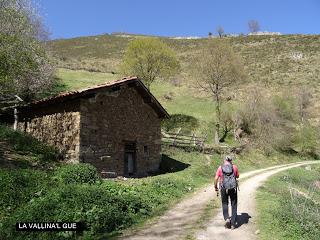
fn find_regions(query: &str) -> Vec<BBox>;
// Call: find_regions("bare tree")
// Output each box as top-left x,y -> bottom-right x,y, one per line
216,26 -> 224,38
219,106 -> 235,142
235,86 -> 282,154
248,20 -> 260,33
194,41 -> 246,143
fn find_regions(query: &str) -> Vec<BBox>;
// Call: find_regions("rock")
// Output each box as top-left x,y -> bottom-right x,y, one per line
255,230 -> 260,235
314,181 -> 320,189
163,93 -> 173,100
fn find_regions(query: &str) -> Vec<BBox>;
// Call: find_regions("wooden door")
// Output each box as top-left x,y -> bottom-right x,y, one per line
124,142 -> 136,176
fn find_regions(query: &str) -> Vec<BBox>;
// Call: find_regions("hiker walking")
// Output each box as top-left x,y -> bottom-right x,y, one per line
214,155 -> 239,229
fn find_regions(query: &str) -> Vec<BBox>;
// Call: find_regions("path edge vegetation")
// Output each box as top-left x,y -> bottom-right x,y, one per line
256,164 -> 320,240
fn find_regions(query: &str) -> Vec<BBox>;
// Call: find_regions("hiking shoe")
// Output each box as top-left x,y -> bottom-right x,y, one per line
224,219 -> 231,229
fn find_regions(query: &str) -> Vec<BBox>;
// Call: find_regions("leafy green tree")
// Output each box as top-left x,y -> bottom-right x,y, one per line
194,40 -> 246,143
0,0 -> 54,104
120,37 -> 179,89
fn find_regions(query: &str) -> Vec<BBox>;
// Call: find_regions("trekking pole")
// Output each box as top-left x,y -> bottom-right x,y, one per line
237,180 -> 240,192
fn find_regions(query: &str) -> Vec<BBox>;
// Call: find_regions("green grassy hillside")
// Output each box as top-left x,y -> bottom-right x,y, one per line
49,34 -> 320,88
50,34 -> 320,131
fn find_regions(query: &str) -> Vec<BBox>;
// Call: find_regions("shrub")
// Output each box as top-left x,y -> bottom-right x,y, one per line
0,169 -> 49,216
292,123 -> 320,158
273,95 -> 298,121
54,163 -> 100,184
162,114 -> 199,134
0,149 -> 216,239
0,183 -> 152,239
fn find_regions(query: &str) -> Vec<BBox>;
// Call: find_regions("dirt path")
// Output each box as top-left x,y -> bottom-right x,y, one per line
196,160 -> 319,240
118,161 -> 319,240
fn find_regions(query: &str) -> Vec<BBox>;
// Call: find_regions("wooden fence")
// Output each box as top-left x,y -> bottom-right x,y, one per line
161,129 -> 247,154
161,129 -> 207,151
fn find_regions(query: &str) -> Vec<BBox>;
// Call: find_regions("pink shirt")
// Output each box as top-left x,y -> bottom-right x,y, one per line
215,161 -> 239,183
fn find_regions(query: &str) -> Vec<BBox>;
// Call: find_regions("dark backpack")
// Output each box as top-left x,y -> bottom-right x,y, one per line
221,163 -> 237,190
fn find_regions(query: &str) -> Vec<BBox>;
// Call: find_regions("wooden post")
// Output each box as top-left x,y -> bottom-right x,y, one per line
173,128 -> 181,147
192,133 -> 196,146
189,133 -> 195,147
13,95 -> 23,131
201,133 -> 207,152
13,108 -> 18,131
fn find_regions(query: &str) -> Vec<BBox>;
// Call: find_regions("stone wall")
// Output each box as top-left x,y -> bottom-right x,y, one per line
15,85 -> 163,175
79,86 -> 162,176
17,100 -> 81,162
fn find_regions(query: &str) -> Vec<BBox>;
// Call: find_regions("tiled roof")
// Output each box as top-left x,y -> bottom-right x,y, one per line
32,76 -> 138,105
22,76 -> 169,118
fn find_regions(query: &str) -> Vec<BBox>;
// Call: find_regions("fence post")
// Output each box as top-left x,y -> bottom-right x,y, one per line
173,128 -> 181,147
200,133 -> 207,152
189,132 -> 195,147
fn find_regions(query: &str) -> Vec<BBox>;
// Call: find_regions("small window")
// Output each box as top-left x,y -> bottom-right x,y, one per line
144,146 -> 149,155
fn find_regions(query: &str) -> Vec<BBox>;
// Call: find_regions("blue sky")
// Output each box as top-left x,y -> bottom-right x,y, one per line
40,0 -> 320,39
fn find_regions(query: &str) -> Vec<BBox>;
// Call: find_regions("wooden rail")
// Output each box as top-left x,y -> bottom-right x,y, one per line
161,129 -> 207,151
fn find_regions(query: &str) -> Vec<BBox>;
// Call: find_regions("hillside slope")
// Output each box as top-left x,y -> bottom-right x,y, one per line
49,34 -> 320,88
49,34 -> 320,136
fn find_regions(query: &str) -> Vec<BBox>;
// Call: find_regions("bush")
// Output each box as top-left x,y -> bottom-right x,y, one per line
292,123 -> 320,158
273,95 -> 298,121
162,114 -> 199,134
0,169 -> 49,217
54,163 -> 100,184
0,183 -> 152,239
0,149 -> 216,239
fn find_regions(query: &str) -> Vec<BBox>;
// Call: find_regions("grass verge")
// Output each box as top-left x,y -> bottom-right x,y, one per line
256,164 -> 320,240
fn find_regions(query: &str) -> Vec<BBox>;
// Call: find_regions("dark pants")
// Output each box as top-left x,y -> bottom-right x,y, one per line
221,188 -> 237,225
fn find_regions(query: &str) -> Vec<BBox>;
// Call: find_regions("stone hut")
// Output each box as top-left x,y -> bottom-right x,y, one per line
15,77 -> 169,177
